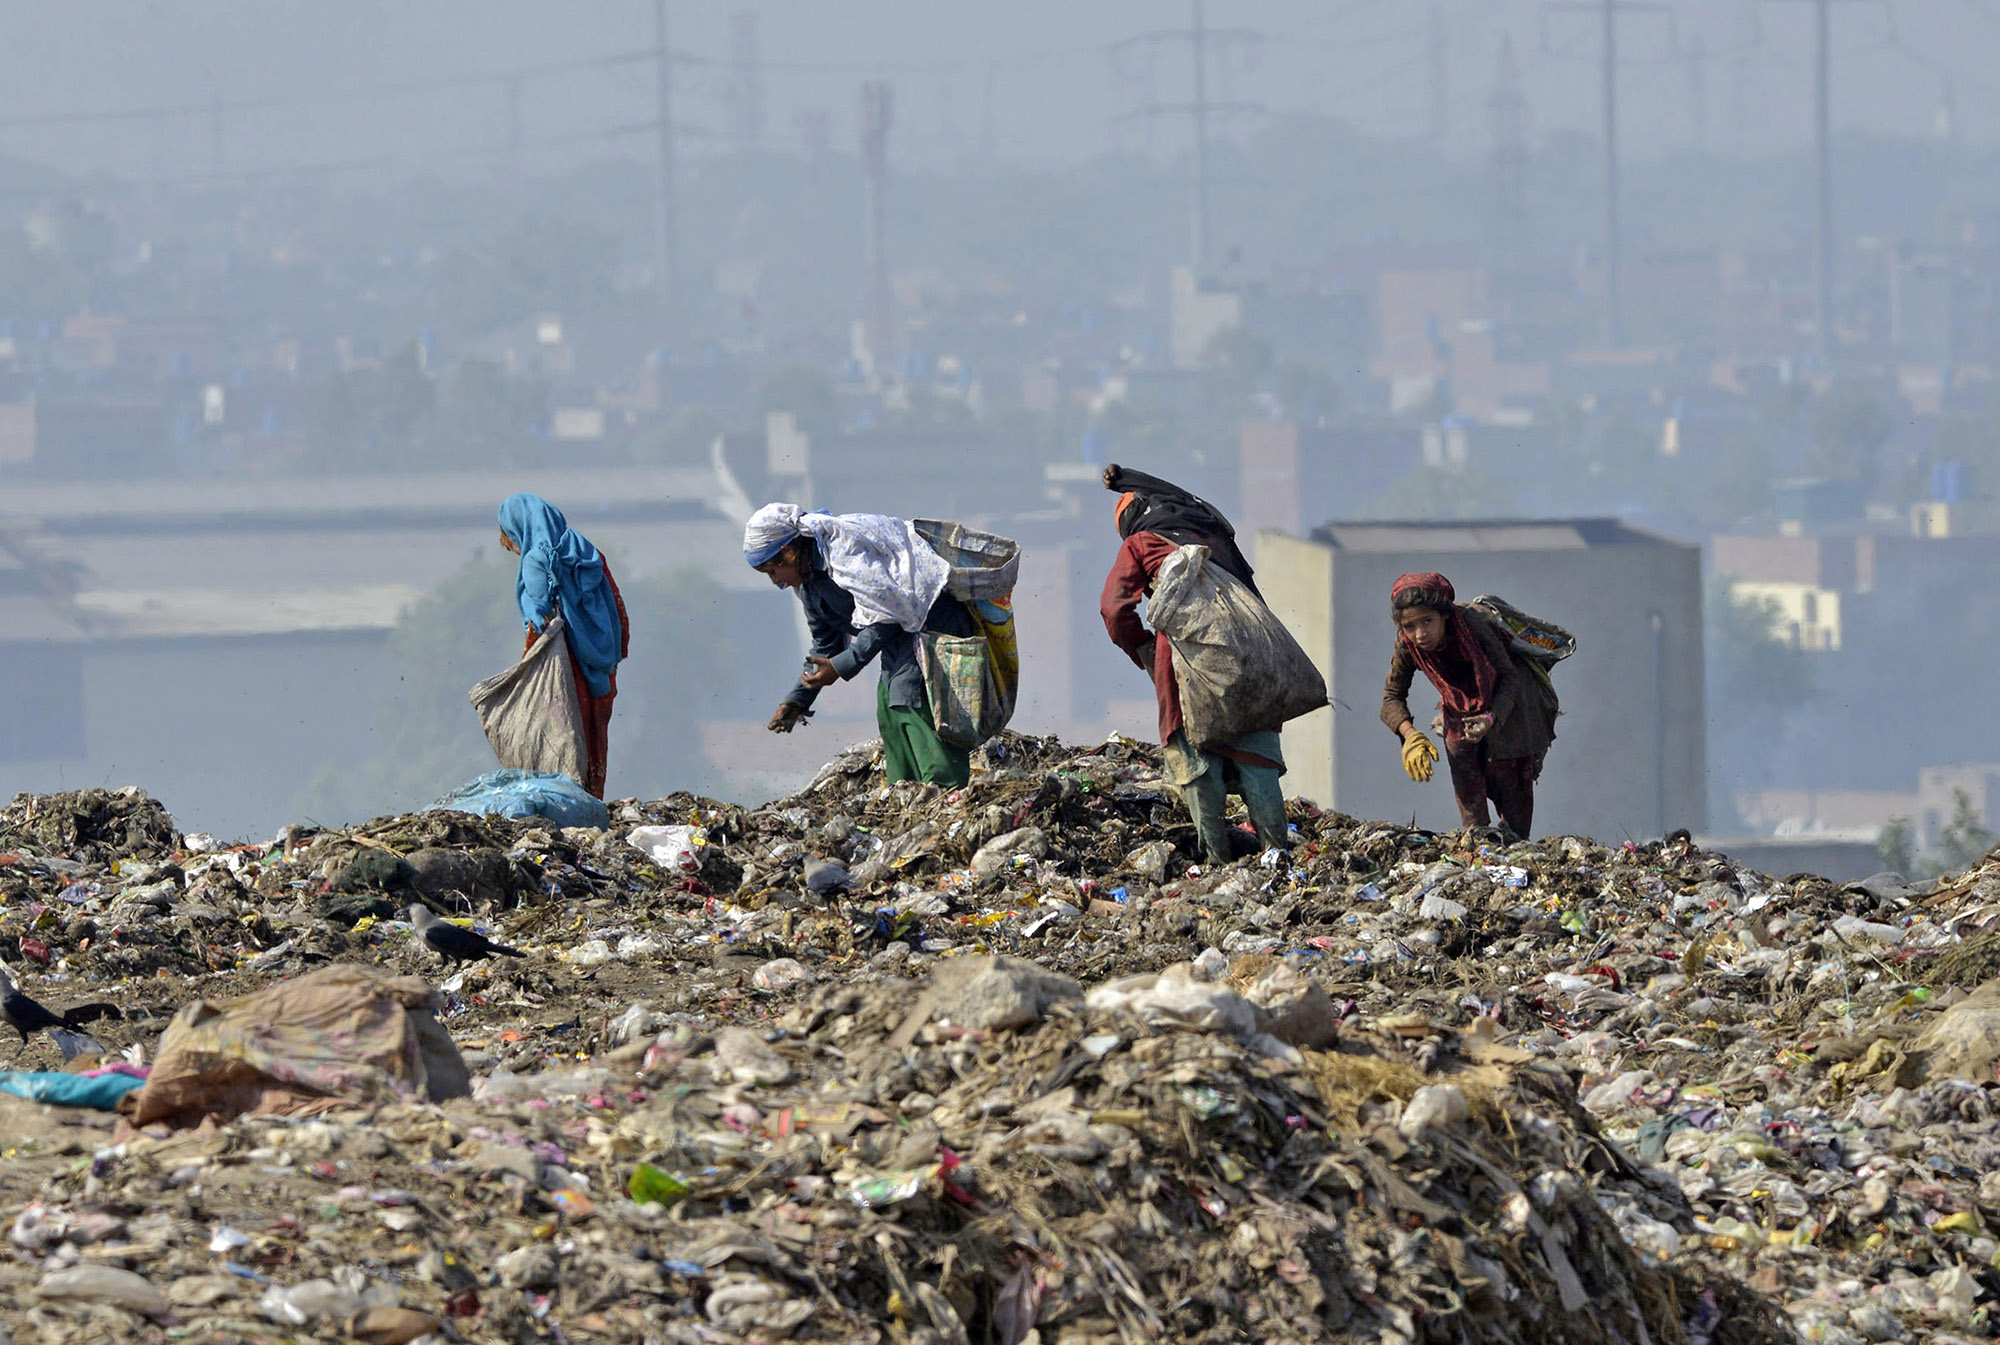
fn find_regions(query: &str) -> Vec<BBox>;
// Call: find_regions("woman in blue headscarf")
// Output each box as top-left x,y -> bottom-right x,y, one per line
497,493 -> 630,799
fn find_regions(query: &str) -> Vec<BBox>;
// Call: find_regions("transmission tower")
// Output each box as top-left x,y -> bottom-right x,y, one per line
729,9 -> 765,155
1543,0 -> 1672,347
860,82 -> 895,378
1110,1 -> 1262,274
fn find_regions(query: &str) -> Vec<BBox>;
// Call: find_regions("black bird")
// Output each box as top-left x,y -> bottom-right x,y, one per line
803,856 -> 852,899
0,964 -> 112,1061
407,906 -> 526,966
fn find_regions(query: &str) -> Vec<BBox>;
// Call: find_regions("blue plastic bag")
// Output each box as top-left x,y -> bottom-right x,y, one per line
426,770 -> 610,830
0,1071 -> 146,1110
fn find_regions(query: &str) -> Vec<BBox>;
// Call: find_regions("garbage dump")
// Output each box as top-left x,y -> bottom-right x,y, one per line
4,742 -> 2000,1342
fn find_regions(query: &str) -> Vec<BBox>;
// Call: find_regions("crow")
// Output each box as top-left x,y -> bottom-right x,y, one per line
0,964 -> 113,1061
803,856 -> 852,899
407,905 -> 526,966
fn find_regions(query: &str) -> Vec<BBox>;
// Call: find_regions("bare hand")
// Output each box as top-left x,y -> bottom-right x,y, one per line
768,702 -> 809,734
1463,713 -> 1495,743
801,655 -> 839,690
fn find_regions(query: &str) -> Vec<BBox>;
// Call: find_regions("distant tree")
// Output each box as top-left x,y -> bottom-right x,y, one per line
1808,383 -> 1893,482
432,357 -> 547,465
759,365 -> 837,438
295,557 -> 517,821
1202,325 -> 1275,380
1934,788 -> 1995,876
303,342 -> 437,471
1877,816 -> 1916,878
1095,395 -> 1181,467
1704,577 -> 1815,805
1363,464 -> 1517,521
635,406 -> 726,466
1276,362 -> 1342,427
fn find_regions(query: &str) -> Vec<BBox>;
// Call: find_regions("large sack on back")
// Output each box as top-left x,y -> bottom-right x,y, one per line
913,519 -> 1023,747
124,965 -> 469,1131
1147,544 -> 1327,751
468,615 -> 589,782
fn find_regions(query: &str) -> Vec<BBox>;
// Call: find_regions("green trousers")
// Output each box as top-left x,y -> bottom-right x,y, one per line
878,679 -> 970,787
1164,729 -> 1289,863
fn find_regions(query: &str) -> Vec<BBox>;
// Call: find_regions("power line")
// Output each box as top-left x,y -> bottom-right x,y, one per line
1110,0 -> 1263,273
0,49 -> 663,133
1543,0 -> 1674,348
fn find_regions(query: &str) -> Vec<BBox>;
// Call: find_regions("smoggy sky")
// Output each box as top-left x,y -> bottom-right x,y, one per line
0,1 -> 1991,185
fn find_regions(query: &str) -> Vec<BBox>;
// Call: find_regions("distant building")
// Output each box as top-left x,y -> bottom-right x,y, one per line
1729,581 -> 1842,651
1168,265 -> 1242,370
1259,518 -> 1705,841
1369,269 -> 1549,422
1736,763 -> 2000,857
1237,420 -> 1420,550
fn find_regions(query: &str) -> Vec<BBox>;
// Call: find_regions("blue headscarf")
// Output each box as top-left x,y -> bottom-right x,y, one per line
498,493 -> 624,697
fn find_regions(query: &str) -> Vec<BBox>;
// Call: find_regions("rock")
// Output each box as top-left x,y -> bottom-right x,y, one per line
1242,962 -> 1339,1048
970,827 -> 1048,879
930,954 -> 1081,1030
347,1306 -> 441,1345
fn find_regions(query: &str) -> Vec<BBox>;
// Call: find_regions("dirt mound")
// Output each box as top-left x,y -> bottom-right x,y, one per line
0,732 -> 1993,1343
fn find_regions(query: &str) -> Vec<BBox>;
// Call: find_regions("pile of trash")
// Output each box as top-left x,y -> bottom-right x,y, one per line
1,737 -> 1999,1343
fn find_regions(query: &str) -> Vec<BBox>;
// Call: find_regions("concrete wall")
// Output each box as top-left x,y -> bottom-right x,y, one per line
1259,533 -> 1337,807
1262,529 -> 1706,841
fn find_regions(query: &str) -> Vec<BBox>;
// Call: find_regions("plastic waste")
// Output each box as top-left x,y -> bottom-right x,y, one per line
627,824 -> 707,872
36,1265 -> 169,1316
0,1069 -> 146,1109
428,769 -> 609,829
628,1163 -> 690,1205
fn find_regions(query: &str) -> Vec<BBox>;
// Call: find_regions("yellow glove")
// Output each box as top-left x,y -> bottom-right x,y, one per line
1401,730 -> 1438,783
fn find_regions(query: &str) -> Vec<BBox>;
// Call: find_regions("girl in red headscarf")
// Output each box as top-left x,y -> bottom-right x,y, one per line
1381,572 -> 1557,839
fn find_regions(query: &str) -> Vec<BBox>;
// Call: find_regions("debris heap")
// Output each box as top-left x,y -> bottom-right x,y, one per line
0,735 -> 1995,1343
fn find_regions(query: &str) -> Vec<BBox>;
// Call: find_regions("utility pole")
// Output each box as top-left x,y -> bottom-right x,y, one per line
1110,3 -> 1261,275
502,73 -> 523,188
652,0 -> 680,313
1599,0 -> 1621,346
860,82 -> 895,381
1428,7 -> 1450,145
979,61 -> 997,164
1763,0 -> 1859,365
1189,0 -> 1211,272
1685,33 -> 1707,154
1811,0 -> 1832,365
729,8 -> 764,156
1544,0 -> 1671,347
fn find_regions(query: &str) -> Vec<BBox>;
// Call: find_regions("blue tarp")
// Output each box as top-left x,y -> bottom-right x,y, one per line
0,1071 -> 146,1110
426,770 -> 610,830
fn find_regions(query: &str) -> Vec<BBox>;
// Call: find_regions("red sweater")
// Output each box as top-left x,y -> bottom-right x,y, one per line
1100,531 -> 1183,746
